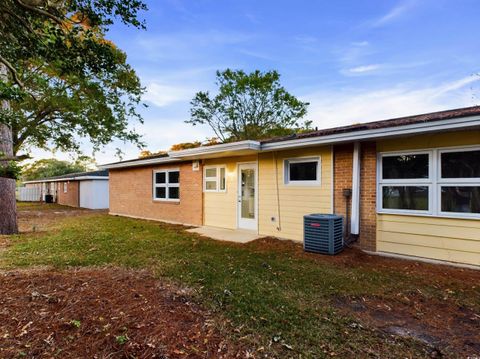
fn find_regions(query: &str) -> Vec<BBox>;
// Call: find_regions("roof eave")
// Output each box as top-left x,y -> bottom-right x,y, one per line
261,115 -> 480,151
167,140 -> 261,159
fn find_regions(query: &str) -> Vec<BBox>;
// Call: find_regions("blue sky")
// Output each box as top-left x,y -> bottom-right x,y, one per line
34,0 -> 480,164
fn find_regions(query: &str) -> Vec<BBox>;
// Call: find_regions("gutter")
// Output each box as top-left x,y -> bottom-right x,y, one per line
167,140 -> 261,158
23,176 -> 109,184
261,115 -> 480,151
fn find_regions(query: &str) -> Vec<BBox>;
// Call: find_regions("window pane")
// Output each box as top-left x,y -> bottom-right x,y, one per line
155,187 -> 166,199
382,154 -> 429,179
205,180 -> 217,190
205,168 -> 217,178
441,186 -> 480,214
155,172 -> 166,184
289,161 -> 318,181
382,186 -> 429,211
168,187 -> 179,199
220,167 -> 226,190
441,150 -> 480,178
168,171 -> 180,184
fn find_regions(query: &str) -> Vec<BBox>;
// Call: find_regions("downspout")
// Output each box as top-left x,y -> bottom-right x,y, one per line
350,142 -> 361,237
273,152 -> 282,232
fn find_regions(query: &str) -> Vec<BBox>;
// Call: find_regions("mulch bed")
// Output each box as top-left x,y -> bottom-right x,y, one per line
0,268 -> 242,358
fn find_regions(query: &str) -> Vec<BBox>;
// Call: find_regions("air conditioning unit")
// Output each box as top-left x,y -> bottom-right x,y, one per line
303,214 -> 344,255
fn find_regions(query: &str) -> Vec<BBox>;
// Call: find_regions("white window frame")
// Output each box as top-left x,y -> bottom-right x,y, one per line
203,165 -> 227,192
153,169 -> 180,202
284,157 -> 321,186
377,146 -> 480,219
64,182 -> 68,193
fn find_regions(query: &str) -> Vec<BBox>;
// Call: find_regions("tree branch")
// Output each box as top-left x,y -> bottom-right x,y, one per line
0,54 -> 24,88
15,0 -> 64,26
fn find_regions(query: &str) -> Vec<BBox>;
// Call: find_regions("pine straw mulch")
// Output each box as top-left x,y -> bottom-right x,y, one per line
0,268 -> 244,359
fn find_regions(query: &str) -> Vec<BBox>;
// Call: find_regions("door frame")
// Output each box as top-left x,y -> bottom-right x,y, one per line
236,161 -> 258,232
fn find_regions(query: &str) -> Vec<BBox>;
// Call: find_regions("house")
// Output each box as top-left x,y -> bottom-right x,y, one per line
101,106 -> 480,267
22,170 -> 110,209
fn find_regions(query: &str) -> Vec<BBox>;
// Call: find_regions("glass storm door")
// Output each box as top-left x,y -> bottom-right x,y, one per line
237,163 -> 257,231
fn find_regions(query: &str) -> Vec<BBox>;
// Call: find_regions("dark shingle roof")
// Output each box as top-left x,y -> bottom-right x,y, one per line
261,105 -> 480,144
28,169 -> 108,182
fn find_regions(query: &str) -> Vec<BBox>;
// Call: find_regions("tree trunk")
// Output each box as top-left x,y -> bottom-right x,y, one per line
0,64 -> 18,234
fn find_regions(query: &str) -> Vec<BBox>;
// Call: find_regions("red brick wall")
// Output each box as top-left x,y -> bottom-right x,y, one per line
359,142 -> 377,251
57,181 -> 79,207
109,162 -> 203,226
333,142 -> 377,251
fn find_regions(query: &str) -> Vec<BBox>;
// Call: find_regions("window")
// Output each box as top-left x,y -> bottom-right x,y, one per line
153,169 -> 180,201
204,166 -> 226,192
378,147 -> 480,218
64,182 -> 68,193
284,157 -> 321,185
439,148 -> 480,216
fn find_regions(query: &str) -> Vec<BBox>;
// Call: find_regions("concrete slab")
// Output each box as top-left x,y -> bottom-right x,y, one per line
187,226 -> 260,243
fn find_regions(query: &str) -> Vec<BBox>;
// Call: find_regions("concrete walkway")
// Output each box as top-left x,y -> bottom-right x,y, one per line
187,226 -> 260,243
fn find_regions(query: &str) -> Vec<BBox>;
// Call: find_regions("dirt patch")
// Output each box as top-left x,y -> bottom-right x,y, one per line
16,206 -> 105,233
0,268 -> 242,358
247,237 -> 480,285
335,293 -> 480,357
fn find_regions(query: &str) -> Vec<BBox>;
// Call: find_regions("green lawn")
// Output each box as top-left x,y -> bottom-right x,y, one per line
2,212 -> 478,358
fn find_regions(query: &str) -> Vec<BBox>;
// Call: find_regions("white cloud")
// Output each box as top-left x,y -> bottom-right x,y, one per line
372,0 -> 416,27
345,64 -> 381,74
303,76 -> 480,129
143,82 -> 194,107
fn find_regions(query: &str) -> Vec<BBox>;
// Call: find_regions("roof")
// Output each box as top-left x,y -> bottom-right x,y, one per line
261,106 -> 480,144
99,105 -> 480,169
24,169 -> 109,184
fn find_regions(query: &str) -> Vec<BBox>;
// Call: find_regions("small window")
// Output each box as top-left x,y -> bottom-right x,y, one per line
64,182 -> 68,193
153,169 -> 180,201
284,158 -> 320,185
204,166 -> 227,192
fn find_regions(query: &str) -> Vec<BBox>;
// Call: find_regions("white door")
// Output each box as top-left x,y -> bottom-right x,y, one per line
237,163 -> 257,231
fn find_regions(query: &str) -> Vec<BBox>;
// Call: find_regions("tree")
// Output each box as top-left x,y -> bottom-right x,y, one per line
21,157 -> 96,181
0,0 -> 147,234
187,69 -> 311,142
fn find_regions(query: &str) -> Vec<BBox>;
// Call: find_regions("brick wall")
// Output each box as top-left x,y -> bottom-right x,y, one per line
333,142 -> 377,251
333,144 -> 354,219
359,142 -> 377,251
109,162 -> 203,226
57,181 -> 79,207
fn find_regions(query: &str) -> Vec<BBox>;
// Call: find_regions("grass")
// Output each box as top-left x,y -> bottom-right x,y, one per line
1,212 -> 478,358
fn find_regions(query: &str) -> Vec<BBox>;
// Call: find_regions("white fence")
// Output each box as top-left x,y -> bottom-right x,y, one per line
17,187 -> 42,202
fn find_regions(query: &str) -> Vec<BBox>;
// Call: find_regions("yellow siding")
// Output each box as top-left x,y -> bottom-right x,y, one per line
203,155 -> 257,229
376,130 -> 480,266
258,146 -> 333,241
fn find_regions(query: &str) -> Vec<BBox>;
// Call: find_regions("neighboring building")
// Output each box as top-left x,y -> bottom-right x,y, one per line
23,170 -> 109,209
101,106 -> 480,267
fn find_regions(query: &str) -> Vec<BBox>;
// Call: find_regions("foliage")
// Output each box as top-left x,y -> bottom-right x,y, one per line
21,157 -> 96,181
138,150 -> 167,159
169,141 -> 202,151
0,0 -> 147,157
3,213 -> 477,357
0,157 -> 21,179
188,69 -> 311,142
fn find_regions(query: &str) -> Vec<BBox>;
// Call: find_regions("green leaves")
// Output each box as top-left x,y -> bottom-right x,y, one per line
188,69 -> 310,142
0,0 -> 147,157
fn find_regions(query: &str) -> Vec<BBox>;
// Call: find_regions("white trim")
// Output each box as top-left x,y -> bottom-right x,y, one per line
377,145 -> 480,219
24,176 -> 108,184
261,115 -> 480,151
169,140 -> 261,158
203,165 -> 227,193
351,142 -> 360,235
100,156 -> 179,169
283,156 -> 321,186
153,168 -> 180,202
237,162 -> 258,232
63,182 -> 68,193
